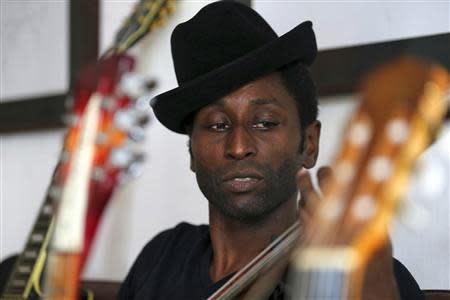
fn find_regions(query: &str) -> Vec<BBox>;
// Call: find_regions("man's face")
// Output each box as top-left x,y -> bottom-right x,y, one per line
190,73 -> 319,223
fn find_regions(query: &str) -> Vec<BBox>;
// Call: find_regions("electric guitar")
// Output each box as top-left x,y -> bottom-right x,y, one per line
42,53 -> 148,300
207,56 -> 449,299
1,54 -> 147,300
0,1 -> 174,299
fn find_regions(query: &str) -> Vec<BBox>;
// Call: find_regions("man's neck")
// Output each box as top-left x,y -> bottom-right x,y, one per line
208,197 -> 298,283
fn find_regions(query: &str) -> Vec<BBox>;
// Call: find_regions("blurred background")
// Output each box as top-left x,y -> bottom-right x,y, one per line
1,0 -> 449,290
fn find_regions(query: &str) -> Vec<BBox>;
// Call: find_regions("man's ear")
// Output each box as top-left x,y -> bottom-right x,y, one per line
301,120 -> 321,169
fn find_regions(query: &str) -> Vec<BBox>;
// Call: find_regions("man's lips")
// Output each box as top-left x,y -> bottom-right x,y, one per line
222,173 -> 263,193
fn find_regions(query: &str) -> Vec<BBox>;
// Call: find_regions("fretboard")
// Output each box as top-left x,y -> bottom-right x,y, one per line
1,191 -> 55,299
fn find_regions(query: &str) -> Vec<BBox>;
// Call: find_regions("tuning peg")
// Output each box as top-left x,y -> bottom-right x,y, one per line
132,152 -> 145,163
146,79 -> 157,90
119,72 -> 152,99
167,0 -> 176,12
114,109 -> 136,131
158,7 -> 168,20
49,185 -> 63,200
129,97 -> 150,118
129,126 -> 146,142
109,147 -> 133,168
124,161 -> 144,180
134,109 -> 150,126
114,108 -> 150,131
119,152 -> 146,183
61,113 -> 79,127
397,200 -> 430,231
138,114 -> 150,126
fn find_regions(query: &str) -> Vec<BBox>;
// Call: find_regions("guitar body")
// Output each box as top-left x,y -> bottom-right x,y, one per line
0,256 -> 17,295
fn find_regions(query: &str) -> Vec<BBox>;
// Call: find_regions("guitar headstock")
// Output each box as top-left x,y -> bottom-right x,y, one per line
61,54 -> 149,184
50,54 -> 152,263
110,0 -> 175,54
42,3 -> 174,298
294,57 -> 449,280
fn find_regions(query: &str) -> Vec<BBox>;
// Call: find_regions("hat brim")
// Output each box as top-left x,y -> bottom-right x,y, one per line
150,21 -> 317,134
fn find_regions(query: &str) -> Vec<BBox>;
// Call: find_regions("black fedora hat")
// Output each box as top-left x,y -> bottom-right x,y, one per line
150,1 -> 317,134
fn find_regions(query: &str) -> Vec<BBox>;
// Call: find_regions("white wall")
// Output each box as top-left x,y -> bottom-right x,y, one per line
1,0 -> 449,290
1,0 -> 68,101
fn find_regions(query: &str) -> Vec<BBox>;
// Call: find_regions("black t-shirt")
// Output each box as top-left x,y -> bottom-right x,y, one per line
118,222 -> 424,300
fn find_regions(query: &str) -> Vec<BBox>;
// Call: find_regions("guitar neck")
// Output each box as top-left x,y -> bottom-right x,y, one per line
209,223 -> 351,300
287,58 -> 450,299
1,190 -> 56,300
208,222 -> 301,300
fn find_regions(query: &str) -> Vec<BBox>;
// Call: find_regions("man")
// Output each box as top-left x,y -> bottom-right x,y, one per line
118,2 -> 424,299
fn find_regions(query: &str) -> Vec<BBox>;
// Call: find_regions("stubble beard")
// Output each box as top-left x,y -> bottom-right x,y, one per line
195,156 -> 301,224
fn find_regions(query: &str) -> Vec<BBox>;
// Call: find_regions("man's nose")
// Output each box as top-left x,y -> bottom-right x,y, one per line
225,127 -> 257,160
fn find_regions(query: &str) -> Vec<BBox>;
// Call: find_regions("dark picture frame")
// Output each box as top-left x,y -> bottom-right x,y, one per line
310,33 -> 450,96
0,0 -> 99,133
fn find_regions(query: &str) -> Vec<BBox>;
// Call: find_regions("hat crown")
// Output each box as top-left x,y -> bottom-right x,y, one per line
171,1 -> 278,84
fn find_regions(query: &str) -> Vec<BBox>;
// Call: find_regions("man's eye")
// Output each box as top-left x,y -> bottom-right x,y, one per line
209,123 -> 229,131
253,121 -> 279,129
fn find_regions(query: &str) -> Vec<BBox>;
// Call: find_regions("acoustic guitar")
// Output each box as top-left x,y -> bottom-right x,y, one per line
0,1 -> 174,300
207,56 -> 449,300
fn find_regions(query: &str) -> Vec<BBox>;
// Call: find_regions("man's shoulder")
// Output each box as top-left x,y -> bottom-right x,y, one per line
118,223 -> 211,299
393,258 -> 425,300
139,222 -> 209,256
124,223 -> 209,284
165,222 -> 209,238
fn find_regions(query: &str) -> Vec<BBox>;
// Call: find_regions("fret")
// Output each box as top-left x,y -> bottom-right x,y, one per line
2,291 -> 25,297
2,262 -> 32,298
24,242 -> 44,250
17,265 -> 32,274
2,202 -> 54,299
41,203 -> 53,216
23,250 -> 39,259
30,233 -> 45,243
34,222 -> 51,232
31,224 -> 49,233
37,210 -> 52,218
11,279 -> 27,287
8,266 -> 32,280
20,259 -> 38,268
36,216 -> 51,223
2,155 -> 54,299
2,265 -> 33,299
2,289 -> 26,298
